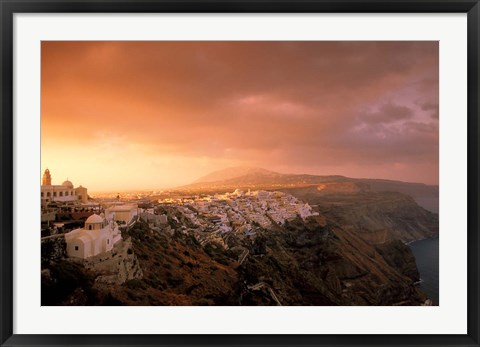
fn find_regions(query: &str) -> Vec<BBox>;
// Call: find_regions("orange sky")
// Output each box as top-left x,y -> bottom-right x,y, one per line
41,41 -> 439,192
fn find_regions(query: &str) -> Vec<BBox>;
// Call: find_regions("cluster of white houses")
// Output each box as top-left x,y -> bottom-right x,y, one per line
170,189 -> 317,232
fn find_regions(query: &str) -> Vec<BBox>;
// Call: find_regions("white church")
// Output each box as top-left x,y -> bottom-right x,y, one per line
65,213 -> 122,259
41,168 -> 88,207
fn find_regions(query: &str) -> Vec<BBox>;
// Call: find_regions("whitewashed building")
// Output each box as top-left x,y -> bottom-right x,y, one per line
41,168 -> 88,206
105,204 -> 138,224
65,213 -> 122,259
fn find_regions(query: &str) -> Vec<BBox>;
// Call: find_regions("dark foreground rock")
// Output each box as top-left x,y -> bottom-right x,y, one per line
42,215 -> 429,306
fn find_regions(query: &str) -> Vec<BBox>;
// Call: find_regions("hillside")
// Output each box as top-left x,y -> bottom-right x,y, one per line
194,167 -> 281,183
41,168 -> 438,306
283,186 -> 438,243
177,167 -> 438,213
42,217 -> 430,306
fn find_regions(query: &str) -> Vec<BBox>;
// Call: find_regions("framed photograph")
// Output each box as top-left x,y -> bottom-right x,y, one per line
1,1 -> 479,346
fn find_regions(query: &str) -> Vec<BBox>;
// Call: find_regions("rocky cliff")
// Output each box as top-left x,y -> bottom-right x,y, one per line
41,235 -> 66,265
42,185 -> 437,306
50,216 -> 430,306
41,237 -> 143,305
283,187 -> 438,244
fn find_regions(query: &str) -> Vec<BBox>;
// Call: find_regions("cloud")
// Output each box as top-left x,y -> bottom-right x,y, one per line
360,102 -> 414,125
418,101 -> 439,119
41,41 -> 439,189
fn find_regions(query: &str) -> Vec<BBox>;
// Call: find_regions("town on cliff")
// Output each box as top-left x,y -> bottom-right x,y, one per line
41,167 -> 438,306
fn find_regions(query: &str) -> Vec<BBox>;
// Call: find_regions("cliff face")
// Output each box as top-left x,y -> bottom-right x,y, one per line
41,238 -> 144,305
83,238 -> 144,286
283,187 -> 438,243
55,217 -> 427,306
375,240 -> 420,282
41,185 -> 437,306
236,219 -> 427,306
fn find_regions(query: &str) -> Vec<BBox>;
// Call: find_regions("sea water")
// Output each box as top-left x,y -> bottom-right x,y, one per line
409,237 -> 439,305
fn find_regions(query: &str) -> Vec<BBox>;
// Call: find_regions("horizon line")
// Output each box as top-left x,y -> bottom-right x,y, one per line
87,171 -> 439,195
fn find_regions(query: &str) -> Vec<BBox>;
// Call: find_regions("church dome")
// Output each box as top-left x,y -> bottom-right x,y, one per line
62,179 -> 73,188
85,214 -> 103,224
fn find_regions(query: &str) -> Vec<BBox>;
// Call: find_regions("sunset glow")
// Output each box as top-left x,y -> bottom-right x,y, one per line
41,41 -> 439,192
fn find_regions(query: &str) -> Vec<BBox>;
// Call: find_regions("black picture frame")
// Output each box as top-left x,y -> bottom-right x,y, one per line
1,1 -> 479,346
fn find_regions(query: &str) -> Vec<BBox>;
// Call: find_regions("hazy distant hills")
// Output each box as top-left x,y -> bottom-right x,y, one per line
181,166 -> 347,190
178,166 -> 439,213
193,167 -> 282,183
359,179 -> 439,213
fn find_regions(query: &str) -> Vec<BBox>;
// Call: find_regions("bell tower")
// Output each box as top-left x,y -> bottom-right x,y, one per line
42,168 -> 52,186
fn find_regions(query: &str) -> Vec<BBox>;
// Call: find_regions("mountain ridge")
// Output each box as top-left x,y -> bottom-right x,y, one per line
177,167 -> 438,213
193,166 -> 282,183
187,166 -> 437,188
